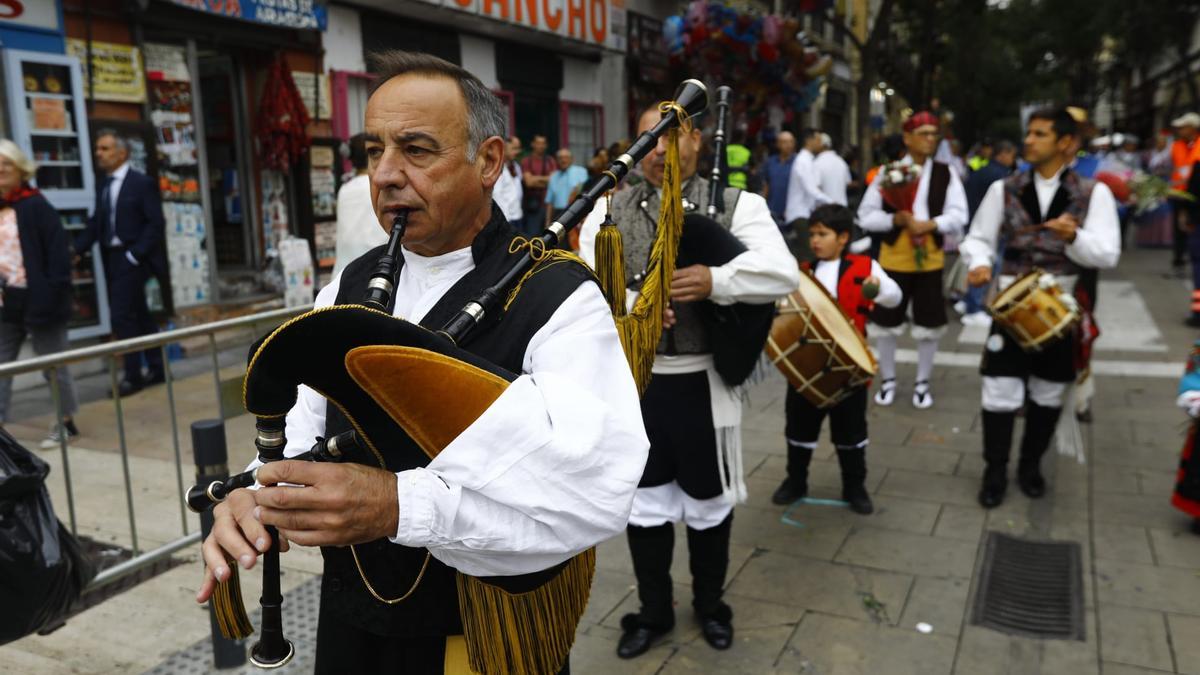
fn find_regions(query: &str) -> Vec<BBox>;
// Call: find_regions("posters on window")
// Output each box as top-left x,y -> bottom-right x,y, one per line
65,39 -> 147,103
145,43 -> 209,308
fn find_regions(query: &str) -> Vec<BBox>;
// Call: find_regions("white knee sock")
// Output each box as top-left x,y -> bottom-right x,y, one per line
916,338 -> 938,383
875,334 -> 897,381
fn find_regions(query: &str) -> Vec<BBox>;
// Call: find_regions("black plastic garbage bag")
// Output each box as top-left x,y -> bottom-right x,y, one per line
0,428 -> 94,645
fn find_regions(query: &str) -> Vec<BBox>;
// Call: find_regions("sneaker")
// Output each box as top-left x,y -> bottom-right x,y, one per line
961,312 -> 992,327
40,420 -> 79,449
874,379 -> 896,406
953,300 -> 968,315
912,381 -> 934,409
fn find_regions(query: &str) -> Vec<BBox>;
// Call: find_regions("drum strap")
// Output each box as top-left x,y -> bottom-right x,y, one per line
803,256 -> 874,335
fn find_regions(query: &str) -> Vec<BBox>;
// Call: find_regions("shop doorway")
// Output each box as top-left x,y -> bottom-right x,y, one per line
197,52 -> 256,273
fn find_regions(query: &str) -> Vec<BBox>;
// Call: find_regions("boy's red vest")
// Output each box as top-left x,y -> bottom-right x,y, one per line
802,254 -> 875,335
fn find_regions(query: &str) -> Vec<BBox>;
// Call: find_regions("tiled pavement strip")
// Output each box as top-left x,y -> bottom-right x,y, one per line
2,247 -> 1199,674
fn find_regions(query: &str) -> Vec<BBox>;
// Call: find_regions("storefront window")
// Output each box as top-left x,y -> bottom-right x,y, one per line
561,101 -> 603,164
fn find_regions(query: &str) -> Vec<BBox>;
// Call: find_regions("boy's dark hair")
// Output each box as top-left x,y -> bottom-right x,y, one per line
1027,106 -> 1079,141
810,203 -> 854,237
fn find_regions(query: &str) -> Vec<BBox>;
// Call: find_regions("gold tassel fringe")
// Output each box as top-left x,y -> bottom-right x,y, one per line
610,127 -> 684,395
594,215 -> 627,317
212,564 -> 254,640
504,239 -> 592,312
457,548 -> 597,675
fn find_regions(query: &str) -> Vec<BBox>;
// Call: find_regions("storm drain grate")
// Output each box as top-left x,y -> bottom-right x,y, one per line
971,531 -> 1084,640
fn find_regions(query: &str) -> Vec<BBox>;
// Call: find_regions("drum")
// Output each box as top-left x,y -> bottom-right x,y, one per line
987,269 -> 1080,351
766,270 -> 877,408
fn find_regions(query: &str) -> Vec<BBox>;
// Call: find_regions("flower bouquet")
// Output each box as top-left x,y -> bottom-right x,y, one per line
879,161 -> 926,267
1129,172 -> 1194,215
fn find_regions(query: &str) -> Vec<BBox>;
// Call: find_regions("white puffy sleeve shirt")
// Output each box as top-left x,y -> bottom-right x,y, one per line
961,171 -> 1122,273
857,157 -> 968,237
577,189 -> 800,305
269,246 -> 649,577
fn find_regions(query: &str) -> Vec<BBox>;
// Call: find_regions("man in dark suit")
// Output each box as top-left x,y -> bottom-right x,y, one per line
78,130 -> 167,396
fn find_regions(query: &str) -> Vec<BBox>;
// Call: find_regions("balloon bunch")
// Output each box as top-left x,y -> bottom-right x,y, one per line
663,1 -> 834,124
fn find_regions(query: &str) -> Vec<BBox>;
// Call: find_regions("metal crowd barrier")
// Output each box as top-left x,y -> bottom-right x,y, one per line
0,306 -> 305,592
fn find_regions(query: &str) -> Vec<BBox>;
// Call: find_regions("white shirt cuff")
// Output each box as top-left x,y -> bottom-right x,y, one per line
389,467 -> 461,547
125,250 -> 139,266
707,265 -> 734,305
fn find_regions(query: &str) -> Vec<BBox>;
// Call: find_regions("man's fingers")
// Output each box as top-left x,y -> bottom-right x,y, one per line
197,564 -> 217,603
257,506 -> 336,532
277,529 -> 324,548
256,484 -> 324,511
213,513 -> 259,571
255,459 -> 323,487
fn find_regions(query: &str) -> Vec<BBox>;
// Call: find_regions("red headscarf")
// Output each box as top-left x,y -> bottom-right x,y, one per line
903,111 -> 939,133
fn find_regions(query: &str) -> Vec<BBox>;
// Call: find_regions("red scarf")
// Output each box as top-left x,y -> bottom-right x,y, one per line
1,184 -> 40,207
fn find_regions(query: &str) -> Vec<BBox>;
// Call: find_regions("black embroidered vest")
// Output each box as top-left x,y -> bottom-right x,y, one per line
317,207 -> 595,637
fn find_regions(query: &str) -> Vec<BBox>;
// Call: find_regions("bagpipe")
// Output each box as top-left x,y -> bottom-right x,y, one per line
674,84 -> 776,387
186,79 -> 708,675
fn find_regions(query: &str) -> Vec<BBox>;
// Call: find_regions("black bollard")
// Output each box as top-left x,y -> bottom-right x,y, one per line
192,419 -> 248,669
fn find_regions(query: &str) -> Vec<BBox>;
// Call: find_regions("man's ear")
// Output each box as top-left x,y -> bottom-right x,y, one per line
838,231 -> 851,247
477,136 -> 506,189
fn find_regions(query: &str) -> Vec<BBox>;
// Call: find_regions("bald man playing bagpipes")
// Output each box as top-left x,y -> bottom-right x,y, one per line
191,51 -> 660,674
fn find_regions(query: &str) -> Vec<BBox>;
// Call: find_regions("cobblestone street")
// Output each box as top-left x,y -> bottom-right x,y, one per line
1,248 -> 1198,674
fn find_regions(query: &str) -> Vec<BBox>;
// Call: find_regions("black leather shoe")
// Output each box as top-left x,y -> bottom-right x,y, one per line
144,369 -> 166,386
771,478 -> 806,505
700,617 -> 734,650
1017,471 -> 1046,498
110,379 -> 143,398
617,614 -> 670,659
843,488 -> 874,515
978,483 -> 1006,508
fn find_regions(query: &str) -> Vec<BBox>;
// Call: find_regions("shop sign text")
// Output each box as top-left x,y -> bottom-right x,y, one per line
417,0 -> 625,51
164,0 -> 328,31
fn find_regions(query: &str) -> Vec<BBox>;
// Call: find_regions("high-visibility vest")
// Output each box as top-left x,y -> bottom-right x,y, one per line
726,144 -> 751,189
1171,139 -> 1200,190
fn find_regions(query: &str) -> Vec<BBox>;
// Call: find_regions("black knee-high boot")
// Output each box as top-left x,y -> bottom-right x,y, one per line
835,445 -> 874,514
625,523 -> 676,630
686,512 -> 733,623
786,443 -> 815,490
773,443 -> 814,504
1017,403 -> 1062,497
980,410 -> 1016,507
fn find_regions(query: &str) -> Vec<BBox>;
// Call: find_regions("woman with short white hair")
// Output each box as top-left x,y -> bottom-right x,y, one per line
0,139 -> 80,446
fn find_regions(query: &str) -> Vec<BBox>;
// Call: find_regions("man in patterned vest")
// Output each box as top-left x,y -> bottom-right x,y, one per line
961,106 -> 1120,509
578,104 -> 798,659
856,111 -> 968,410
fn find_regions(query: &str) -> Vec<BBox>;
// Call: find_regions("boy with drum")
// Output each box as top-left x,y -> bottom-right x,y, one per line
961,106 -> 1120,509
772,204 -> 902,513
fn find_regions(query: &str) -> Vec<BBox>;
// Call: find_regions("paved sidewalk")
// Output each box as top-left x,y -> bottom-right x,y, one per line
1,248 -> 1198,674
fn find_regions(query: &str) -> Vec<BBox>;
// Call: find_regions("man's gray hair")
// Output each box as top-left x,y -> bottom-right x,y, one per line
95,128 -> 128,152
367,50 -> 507,162
994,139 -> 1017,155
